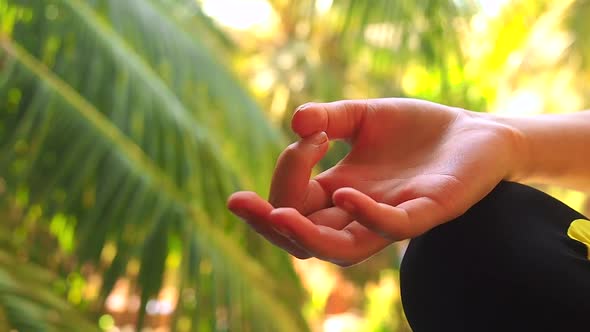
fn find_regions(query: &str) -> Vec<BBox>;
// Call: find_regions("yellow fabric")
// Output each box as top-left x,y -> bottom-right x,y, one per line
567,219 -> 590,260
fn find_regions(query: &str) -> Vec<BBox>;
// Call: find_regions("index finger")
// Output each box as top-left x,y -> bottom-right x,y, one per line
269,131 -> 331,214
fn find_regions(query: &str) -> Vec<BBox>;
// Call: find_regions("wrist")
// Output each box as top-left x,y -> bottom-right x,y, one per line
476,111 -> 532,183
496,115 -> 532,183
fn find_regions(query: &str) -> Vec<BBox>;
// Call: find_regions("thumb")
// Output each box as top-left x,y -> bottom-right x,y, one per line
291,100 -> 369,140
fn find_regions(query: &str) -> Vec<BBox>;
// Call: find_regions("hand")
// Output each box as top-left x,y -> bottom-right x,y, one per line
228,98 -> 525,266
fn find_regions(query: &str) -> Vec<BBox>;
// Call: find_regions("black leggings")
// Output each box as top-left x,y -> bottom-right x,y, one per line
400,181 -> 590,331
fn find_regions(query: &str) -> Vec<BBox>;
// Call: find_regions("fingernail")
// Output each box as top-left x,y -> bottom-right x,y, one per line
272,225 -> 293,239
307,131 -> 328,146
295,103 -> 312,113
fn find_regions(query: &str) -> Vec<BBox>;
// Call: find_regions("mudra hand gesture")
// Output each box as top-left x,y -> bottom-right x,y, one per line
228,98 -> 523,266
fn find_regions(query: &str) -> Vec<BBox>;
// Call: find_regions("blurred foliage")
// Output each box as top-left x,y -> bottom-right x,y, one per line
0,0 -> 589,331
0,0 -> 305,331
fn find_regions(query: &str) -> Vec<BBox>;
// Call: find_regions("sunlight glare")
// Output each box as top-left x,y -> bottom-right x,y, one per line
315,0 -> 333,15
477,0 -> 510,17
201,0 -> 275,30
497,90 -> 543,115
323,313 -> 364,332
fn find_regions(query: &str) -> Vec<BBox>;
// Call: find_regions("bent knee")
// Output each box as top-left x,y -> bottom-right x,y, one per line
400,181 -> 590,330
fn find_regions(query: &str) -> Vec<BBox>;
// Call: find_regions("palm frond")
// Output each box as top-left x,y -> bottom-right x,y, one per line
266,0 -> 479,106
1,0 -> 307,330
0,246 -> 100,332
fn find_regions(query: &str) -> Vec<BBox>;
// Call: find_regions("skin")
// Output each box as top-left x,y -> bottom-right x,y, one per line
227,98 -> 590,267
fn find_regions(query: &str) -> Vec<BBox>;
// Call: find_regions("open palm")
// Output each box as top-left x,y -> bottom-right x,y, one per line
228,99 -> 523,266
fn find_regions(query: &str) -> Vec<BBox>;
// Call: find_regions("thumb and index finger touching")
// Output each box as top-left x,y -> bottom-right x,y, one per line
229,100 -> 371,211
227,100 -> 373,253
270,100 -> 371,212
268,131 -> 330,213
229,99 -> 460,262
289,101 -> 454,239
228,100 -> 439,261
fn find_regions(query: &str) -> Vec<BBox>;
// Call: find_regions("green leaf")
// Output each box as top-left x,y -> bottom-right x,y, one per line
0,0 -> 308,330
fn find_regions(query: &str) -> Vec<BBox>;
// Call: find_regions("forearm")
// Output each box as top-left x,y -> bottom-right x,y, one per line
496,111 -> 590,192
